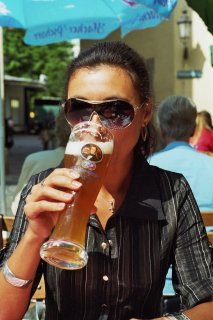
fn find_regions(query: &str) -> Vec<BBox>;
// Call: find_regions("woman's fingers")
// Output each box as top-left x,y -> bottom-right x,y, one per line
26,168 -> 82,202
49,168 -> 80,184
23,168 -> 84,239
26,185 -> 76,203
39,168 -> 81,189
24,200 -> 66,219
24,168 -> 82,223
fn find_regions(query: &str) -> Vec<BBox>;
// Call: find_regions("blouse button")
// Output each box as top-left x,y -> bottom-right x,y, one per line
101,304 -> 109,312
103,275 -> 109,281
101,242 -> 108,250
108,240 -> 113,246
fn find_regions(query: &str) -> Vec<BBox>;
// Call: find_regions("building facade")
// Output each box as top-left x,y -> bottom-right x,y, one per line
81,0 -> 213,119
4,75 -> 46,132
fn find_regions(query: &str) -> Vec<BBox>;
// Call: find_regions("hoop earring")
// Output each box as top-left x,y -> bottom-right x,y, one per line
141,126 -> 148,142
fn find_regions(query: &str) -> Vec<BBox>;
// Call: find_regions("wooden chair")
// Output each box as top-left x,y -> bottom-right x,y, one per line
0,214 -> 45,302
201,211 -> 213,245
0,215 -> 14,249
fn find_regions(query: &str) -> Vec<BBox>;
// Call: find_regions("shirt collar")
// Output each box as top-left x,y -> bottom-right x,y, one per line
163,141 -> 192,151
118,151 -> 166,223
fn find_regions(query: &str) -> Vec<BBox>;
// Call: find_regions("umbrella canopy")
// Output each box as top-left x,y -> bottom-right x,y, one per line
0,0 -> 177,45
186,0 -> 213,35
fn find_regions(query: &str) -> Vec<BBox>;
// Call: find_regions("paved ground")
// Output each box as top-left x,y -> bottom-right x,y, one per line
6,133 -> 43,185
5,133 -> 43,214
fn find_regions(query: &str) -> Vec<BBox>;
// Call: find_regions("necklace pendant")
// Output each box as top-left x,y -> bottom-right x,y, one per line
109,201 -> 114,213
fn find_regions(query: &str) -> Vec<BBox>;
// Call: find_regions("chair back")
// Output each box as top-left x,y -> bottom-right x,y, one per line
201,212 -> 213,245
0,214 -> 14,249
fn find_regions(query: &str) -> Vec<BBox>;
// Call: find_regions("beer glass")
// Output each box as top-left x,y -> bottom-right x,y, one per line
40,121 -> 113,270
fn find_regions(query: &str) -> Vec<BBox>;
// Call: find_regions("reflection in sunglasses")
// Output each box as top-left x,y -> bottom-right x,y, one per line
63,98 -> 142,129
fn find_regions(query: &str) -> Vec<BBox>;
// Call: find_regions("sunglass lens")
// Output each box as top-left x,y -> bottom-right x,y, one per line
100,100 -> 134,129
64,99 -> 92,125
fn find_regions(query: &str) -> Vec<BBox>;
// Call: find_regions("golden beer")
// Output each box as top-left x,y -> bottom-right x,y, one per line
40,121 -> 113,270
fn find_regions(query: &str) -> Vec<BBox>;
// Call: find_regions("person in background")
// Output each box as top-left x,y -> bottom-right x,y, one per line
202,110 -> 213,129
149,96 -> 213,213
190,110 -> 213,156
4,116 -> 14,174
0,42 -> 212,320
39,110 -> 57,150
5,116 -> 14,150
11,110 -> 70,215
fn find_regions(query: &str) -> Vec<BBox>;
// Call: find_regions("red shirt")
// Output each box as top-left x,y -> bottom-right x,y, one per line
195,128 -> 213,152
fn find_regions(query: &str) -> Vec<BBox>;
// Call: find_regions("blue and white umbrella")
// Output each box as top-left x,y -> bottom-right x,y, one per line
0,0 -> 177,213
0,0 -> 177,45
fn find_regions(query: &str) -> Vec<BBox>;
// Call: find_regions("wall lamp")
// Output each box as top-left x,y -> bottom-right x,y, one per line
177,8 -> 192,60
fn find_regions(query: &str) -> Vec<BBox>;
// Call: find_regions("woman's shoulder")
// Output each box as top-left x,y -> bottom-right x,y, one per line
149,163 -> 184,180
149,164 -> 191,195
149,164 -> 199,221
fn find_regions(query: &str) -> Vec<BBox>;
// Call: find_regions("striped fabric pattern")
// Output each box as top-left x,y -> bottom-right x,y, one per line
0,155 -> 212,319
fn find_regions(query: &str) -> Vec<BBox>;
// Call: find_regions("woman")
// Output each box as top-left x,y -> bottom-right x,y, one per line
0,41 -> 212,320
190,110 -> 213,156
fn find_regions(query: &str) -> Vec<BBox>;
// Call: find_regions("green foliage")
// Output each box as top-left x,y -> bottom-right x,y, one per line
3,28 -> 74,96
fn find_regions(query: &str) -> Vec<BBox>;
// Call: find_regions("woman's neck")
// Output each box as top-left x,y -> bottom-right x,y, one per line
103,152 -> 134,197
95,152 -> 135,229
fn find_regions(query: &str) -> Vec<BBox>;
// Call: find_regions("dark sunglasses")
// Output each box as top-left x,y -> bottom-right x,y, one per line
62,98 -> 142,129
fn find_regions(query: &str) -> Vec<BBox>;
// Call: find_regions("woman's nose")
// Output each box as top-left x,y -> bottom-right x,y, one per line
89,111 -> 103,125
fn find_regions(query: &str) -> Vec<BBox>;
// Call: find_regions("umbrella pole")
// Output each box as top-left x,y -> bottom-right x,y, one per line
0,28 -> 6,215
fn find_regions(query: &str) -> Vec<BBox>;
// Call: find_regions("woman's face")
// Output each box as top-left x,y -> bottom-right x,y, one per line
67,65 -> 152,160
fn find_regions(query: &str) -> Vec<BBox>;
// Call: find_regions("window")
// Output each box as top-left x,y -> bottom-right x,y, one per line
11,99 -> 20,109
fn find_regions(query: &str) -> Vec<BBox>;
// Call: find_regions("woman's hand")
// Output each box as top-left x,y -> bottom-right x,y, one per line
24,168 -> 82,240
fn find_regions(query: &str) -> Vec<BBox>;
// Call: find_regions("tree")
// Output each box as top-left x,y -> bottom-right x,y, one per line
3,28 -> 74,97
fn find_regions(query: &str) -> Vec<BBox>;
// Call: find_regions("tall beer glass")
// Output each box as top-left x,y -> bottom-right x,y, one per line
40,121 -> 113,270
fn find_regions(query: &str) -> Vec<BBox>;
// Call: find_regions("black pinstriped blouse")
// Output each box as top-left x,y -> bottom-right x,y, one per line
1,153 -> 213,320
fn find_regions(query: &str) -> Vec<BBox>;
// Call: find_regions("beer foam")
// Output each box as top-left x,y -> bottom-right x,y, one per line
65,141 -> 113,155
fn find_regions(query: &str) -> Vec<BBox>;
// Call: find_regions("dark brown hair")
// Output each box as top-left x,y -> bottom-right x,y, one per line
64,41 -> 155,157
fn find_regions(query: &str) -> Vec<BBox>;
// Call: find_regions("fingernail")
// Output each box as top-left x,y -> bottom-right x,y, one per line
69,170 -> 80,179
63,193 -> 73,199
71,181 -> 82,188
57,203 -> 65,209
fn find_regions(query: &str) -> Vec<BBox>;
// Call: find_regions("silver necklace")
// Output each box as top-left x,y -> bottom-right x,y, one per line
108,200 -> 115,213
98,194 -> 115,213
